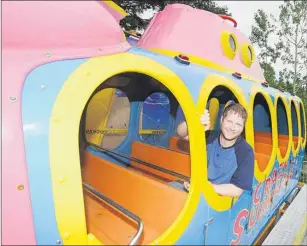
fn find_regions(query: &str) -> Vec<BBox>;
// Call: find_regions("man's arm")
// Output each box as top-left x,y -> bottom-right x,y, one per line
177,109 -> 211,140
177,121 -> 189,140
211,183 -> 243,197
229,148 -> 255,196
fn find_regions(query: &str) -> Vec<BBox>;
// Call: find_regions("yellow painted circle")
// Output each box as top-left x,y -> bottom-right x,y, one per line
249,85 -> 277,182
290,99 -> 301,156
198,74 -> 250,210
221,31 -> 238,60
241,43 -> 255,68
299,101 -> 307,149
49,53 -> 206,245
275,95 -> 292,164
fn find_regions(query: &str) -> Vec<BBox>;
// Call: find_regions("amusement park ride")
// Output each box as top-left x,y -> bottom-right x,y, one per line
2,1 -> 306,245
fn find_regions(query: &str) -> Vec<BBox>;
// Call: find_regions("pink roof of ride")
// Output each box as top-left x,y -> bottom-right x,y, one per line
3,1 -> 130,52
138,4 -> 265,81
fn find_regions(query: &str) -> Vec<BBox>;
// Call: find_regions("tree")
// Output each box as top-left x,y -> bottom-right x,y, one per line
113,0 -> 231,31
277,1 -> 307,94
250,9 -> 281,85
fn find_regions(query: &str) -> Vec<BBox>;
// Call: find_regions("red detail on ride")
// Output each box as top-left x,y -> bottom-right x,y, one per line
261,81 -> 269,87
253,182 -> 262,204
178,54 -> 189,61
232,72 -> 242,79
219,15 -> 237,28
231,209 -> 249,245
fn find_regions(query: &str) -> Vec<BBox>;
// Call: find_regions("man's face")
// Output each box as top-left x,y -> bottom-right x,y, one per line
220,111 -> 245,141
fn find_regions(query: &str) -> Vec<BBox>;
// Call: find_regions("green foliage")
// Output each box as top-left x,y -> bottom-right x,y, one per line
113,0 -> 231,31
250,2 -> 307,118
262,63 -> 277,86
250,10 -> 281,65
250,10 -> 281,86
277,1 -> 307,94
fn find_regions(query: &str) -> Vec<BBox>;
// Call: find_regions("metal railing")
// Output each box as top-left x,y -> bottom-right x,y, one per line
83,183 -> 144,245
85,128 -> 166,135
87,142 -> 190,182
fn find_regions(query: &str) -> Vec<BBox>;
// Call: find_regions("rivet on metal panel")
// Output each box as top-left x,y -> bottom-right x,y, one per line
63,232 -> 70,239
17,184 -> 24,191
46,52 -> 51,58
58,176 -> 66,184
40,85 -> 46,90
97,48 -> 102,52
56,239 -> 61,245
9,96 -> 17,102
52,117 -> 61,123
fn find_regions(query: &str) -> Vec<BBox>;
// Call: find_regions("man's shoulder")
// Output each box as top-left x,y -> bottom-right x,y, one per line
236,136 -> 253,151
235,137 -> 254,160
206,130 -> 219,144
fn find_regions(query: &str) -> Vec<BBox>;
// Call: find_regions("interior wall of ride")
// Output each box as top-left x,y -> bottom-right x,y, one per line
276,98 -> 290,159
252,93 -> 273,172
79,72 -> 192,245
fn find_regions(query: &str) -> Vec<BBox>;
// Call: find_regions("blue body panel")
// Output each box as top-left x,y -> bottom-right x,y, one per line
22,59 -> 87,244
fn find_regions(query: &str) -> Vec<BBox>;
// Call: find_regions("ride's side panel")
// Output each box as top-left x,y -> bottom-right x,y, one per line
173,195 -> 209,245
2,1 -> 130,243
21,59 -> 88,244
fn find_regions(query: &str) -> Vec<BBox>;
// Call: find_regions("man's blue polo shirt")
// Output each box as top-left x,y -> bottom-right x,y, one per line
206,131 -> 254,191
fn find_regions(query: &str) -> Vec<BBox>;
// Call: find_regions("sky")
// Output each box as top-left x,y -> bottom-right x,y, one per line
218,1 -> 283,38
140,1 -> 291,78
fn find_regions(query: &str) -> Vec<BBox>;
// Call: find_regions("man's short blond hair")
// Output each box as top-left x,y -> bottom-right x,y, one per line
222,103 -> 248,124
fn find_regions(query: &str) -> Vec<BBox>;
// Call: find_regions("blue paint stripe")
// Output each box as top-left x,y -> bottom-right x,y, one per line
127,47 -> 260,105
22,59 -> 87,244
174,194 -> 209,245
128,47 -> 208,104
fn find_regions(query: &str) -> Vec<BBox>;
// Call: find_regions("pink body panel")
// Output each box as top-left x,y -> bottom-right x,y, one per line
2,1 -> 130,244
138,4 -> 264,81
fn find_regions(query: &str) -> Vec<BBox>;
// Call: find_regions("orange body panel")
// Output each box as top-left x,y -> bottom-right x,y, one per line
254,142 -> 272,156
278,138 -> 289,147
254,131 -> 272,138
254,135 -> 273,145
255,153 -> 270,172
131,141 -> 191,181
82,151 -> 187,245
254,131 -> 292,160
279,146 -> 288,157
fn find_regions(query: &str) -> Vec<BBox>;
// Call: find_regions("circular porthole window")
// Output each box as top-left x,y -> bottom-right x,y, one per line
221,31 -> 238,60
229,35 -> 236,52
248,46 -> 253,61
241,44 -> 255,67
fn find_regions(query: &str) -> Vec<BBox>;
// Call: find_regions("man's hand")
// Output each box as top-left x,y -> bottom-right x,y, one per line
183,181 -> 190,191
200,109 -> 211,131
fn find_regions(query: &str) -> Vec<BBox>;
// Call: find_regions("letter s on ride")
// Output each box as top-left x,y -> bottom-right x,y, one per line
230,209 -> 249,245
